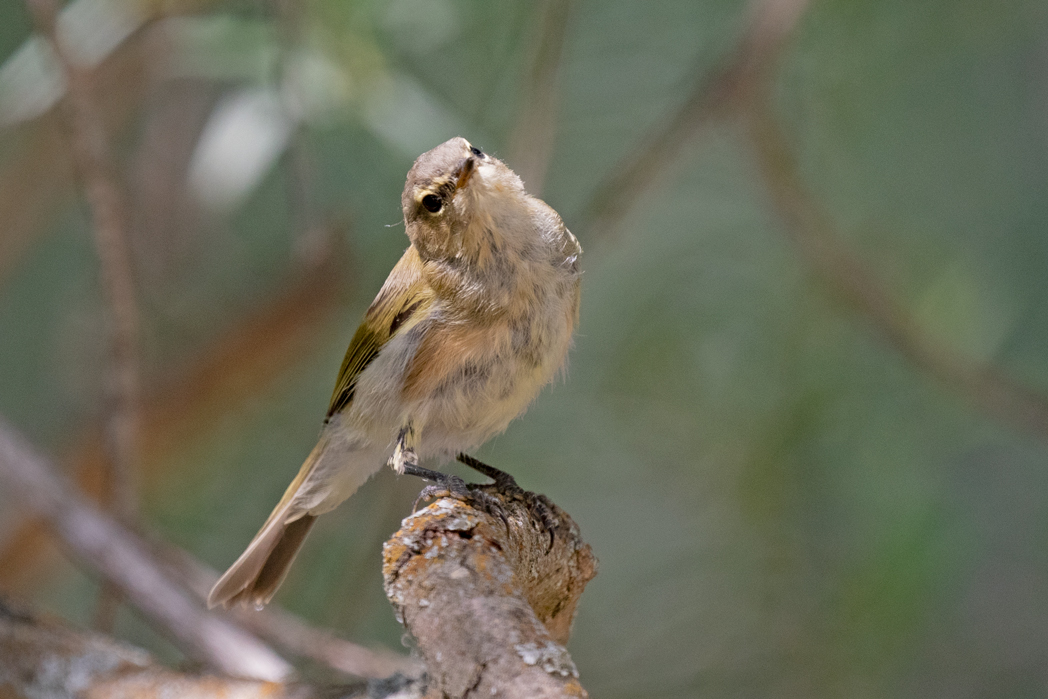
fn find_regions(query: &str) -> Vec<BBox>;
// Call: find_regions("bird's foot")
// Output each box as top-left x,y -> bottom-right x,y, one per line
456,453 -> 521,492
457,453 -> 559,551
403,462 -> 472,511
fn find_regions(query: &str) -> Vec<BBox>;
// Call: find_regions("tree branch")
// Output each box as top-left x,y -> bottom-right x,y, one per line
384,486 -> 597,697
152,540 -> 420,679
0,597 -> 425,699
0,415 -> 292,681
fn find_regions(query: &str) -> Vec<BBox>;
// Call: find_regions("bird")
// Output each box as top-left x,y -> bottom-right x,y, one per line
208,136 -> 582,609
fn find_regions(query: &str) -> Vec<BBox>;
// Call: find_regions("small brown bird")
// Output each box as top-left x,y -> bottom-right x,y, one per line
208,137 -> 582,608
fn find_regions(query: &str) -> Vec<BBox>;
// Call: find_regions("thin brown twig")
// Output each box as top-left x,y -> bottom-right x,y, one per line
24,0 -> 142,527
745,100 -> 1048,437
25,0 -> 148,634
507,0 -> 576,196
578,0 -> 811,242
0,415 -> 292,680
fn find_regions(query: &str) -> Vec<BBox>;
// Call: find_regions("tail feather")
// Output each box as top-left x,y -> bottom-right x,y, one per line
247,515 -> 317,603
208,439 -> 328,609
210,513 -> 317,608
208,431 -> 381,609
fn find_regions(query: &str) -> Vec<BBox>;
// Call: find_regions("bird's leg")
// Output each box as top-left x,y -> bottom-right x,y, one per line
390,425 -> 471,509
457,453 -> 559,550
388,424 -> 419,474
407,465 -> 471,511
456,453 -> 520,492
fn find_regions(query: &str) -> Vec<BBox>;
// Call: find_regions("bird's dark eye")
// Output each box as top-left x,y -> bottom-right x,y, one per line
421,194 -> 443,213
469,145 -> 483,158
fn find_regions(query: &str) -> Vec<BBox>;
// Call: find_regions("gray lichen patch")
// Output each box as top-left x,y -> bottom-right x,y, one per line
514,640 -> 579,678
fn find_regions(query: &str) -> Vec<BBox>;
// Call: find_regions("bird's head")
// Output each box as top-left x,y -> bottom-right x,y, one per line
401,137 -> 528,263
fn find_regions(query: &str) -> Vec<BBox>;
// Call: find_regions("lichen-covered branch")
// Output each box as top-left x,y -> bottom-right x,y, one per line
383,487 -> 597,698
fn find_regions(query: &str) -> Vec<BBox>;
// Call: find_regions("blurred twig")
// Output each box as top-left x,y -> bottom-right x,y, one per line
0,420 -> 413,682
578,0 -> 811,242
25,0 -> 149,632
746,101 -> 1048,437
0,415 -> 292,681
507,0 -> 576,195
25,0 -> 142,531
153,543 -> 419,679
0,598 -> 424,698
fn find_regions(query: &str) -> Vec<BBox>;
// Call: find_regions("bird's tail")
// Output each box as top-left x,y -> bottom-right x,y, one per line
208,435 -> 352,609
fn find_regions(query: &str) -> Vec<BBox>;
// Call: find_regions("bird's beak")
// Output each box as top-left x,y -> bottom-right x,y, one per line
454,156 -> 476,190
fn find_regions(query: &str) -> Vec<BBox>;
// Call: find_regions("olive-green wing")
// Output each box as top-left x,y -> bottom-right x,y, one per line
326,246 -> 434,418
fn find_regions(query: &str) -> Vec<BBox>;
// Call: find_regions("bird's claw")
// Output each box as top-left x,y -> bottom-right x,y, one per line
457,453 -> 559,551
411,474 -> 471,512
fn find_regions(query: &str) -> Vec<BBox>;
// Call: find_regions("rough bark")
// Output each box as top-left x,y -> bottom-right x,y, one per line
383,487 -> 597,698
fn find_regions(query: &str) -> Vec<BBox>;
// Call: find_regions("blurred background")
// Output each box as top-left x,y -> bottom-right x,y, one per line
1,0 -> 1048,696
